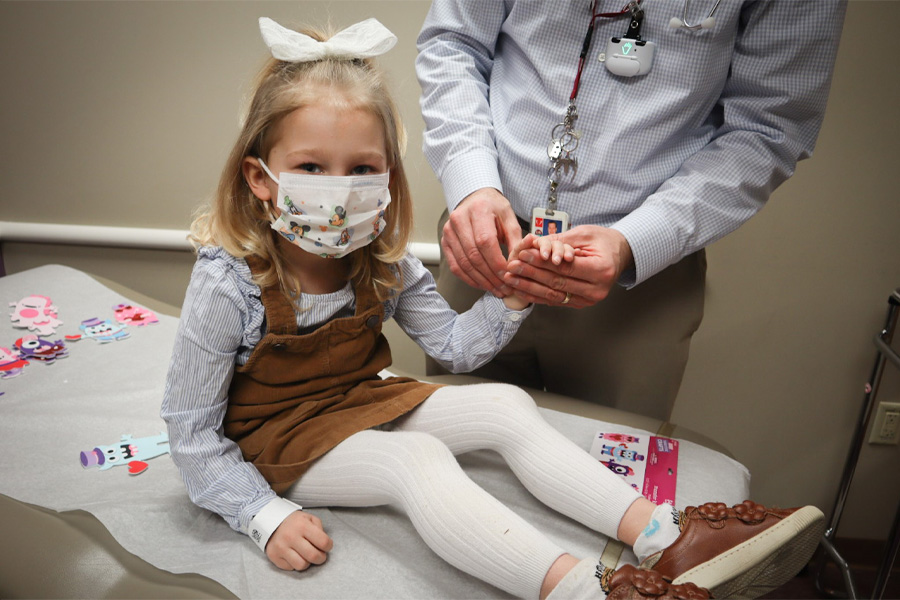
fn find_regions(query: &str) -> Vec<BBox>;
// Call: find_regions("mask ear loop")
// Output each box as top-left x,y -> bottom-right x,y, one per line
255,158 -> 284,222
257,158 -> 281,185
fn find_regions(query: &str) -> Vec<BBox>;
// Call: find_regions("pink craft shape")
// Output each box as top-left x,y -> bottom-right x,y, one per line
9,295 -> 63,336
112,303 -> 159,327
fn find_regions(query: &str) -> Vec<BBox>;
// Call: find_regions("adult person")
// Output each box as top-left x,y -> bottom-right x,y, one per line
416,0 -> 847,419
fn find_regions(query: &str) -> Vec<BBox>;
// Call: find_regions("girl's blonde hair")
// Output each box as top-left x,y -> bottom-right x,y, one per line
190,23 -> 412,302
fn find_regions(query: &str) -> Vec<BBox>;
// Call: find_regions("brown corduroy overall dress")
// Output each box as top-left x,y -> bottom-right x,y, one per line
223,259 -> 441,494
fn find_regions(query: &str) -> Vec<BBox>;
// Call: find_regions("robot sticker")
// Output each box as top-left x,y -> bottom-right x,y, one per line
80,432 -> 170,476
0,346 -> 29,379
590,431 -> 679,506
13,335 -> 68,364
67,317 -> 130,343
112,304 -> 159,327
9,295 -> 63,336
600,443 -> 645,463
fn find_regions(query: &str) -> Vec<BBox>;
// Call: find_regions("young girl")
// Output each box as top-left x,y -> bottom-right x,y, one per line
162,17 -> 824,600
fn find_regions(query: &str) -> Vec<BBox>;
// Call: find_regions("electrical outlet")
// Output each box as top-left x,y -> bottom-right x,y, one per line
869,401 -> 900,445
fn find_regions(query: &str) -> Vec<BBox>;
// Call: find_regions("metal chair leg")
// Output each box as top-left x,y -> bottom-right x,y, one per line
872,501 -> 899,600
813,289 -> 900,599
815,536 -> 860,599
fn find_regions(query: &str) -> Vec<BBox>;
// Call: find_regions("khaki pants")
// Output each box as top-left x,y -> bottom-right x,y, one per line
427,214 -> 706,421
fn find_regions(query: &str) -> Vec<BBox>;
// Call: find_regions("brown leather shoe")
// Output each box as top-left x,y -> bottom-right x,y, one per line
640,500 -> 825,599
605,564 -> 710,599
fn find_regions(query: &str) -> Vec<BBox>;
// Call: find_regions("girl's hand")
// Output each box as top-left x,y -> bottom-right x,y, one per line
532,234 -> 577,265
266,510 -> 334,571
502,293 -> 530,311
508,233 -> 578,266
507,233 -> 539,263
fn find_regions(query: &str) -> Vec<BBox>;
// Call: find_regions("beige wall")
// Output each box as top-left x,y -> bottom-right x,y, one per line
2,1 -> 898,541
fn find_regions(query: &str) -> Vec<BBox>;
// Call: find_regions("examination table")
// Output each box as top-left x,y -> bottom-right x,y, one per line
0,264 -> 749,599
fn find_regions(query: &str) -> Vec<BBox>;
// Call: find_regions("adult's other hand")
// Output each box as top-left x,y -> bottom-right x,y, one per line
441,188 -> 523,297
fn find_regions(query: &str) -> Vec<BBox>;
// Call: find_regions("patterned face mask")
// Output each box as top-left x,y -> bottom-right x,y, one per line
258,159 -> 391,258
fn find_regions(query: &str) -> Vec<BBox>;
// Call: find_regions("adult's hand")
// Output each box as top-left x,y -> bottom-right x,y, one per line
441,188 -> 524,297
266,510 -> 334,571
504,225 -> 634,308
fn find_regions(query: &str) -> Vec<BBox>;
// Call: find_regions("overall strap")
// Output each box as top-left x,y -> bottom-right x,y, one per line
352,276 -> 382,316
244,255 -> 298,335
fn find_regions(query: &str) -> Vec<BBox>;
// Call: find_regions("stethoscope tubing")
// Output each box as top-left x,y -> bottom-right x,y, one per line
673,0 -> 721,30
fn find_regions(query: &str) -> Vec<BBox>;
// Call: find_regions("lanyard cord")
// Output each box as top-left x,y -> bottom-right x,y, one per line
570,0 -> 641,101
546,0 -> 641,216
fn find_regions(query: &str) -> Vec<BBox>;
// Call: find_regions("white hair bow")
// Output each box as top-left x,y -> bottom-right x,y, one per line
259,17 -> 397,62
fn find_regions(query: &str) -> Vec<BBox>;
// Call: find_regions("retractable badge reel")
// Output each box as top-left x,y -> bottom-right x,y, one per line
604,6 -> 656,77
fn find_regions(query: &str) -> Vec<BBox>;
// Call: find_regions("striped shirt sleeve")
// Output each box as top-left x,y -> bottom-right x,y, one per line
161,255 -> 275,533
388,254 -> 531,373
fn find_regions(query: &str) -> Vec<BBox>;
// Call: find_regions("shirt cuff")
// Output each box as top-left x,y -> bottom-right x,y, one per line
439,149 -> 504,211
611,205 -> 682,288
248,497 -> 303,553
485,293 -> 533,323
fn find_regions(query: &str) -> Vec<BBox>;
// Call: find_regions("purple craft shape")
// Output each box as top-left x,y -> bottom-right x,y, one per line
112,303 -> 159,327
14,335 -> 68,364
80,432 -> 169,473
74,317 -> 130,343
9,295 -> 63,335
0,346 -> 29,379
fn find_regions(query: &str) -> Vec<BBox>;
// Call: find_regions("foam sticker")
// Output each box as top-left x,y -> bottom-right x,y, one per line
127,461 -> 149,476
0,346 -> 29,379
590,432 -> 679,506
9,295 -> 63,335
74,317 -> 129,343
112,303 -> 159,327
80,432 -> 169,474
14,335 -> 68,364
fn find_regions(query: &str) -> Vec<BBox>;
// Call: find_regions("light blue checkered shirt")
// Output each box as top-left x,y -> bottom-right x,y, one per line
160,247 -> 530,533
417,0 -> 846,285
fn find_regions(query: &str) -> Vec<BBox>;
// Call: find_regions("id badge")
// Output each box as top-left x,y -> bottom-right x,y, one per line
531,207 -> 570,236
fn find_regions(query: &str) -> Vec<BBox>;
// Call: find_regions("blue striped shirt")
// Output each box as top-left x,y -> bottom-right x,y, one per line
417,0 -> 846,285
160,247 -> 530,533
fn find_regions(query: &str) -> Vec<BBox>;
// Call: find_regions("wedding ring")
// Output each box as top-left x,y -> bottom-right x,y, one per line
561,292 -> 571,305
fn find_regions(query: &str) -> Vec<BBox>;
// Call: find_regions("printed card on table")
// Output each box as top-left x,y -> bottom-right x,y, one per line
589,432 -> 679,506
